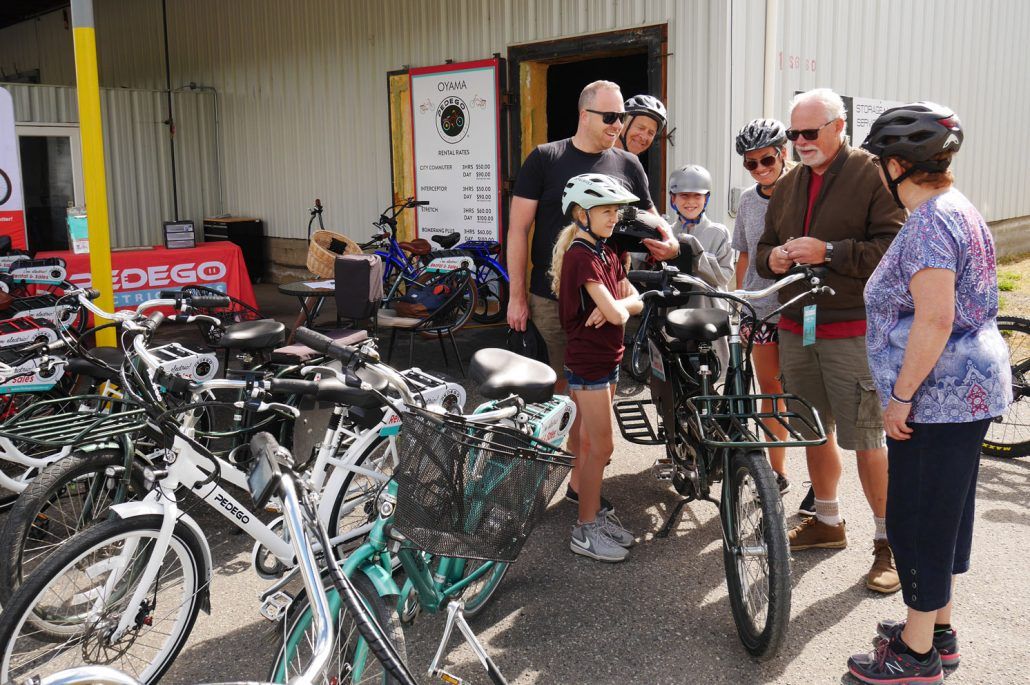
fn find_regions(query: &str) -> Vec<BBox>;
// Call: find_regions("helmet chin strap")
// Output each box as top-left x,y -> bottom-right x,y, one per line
575,214 -> 608,257
879,158 -> 918,209
673,193 -> 710,226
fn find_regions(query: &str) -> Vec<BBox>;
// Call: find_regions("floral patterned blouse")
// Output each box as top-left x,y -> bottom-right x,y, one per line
865,188 -> 1011,423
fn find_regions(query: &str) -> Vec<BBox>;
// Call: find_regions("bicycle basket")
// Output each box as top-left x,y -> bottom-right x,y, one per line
394,405 -> 573,562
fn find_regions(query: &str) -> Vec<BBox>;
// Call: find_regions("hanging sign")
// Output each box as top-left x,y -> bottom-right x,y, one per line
410,58 -> 503,243
851,96 -> 904,149
0,88 -> 28,250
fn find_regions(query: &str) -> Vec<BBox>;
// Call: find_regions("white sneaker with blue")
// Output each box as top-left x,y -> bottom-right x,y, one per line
570,520 -> 629,562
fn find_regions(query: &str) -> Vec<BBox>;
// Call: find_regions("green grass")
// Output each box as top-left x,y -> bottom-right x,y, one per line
998,270 -> 1020,292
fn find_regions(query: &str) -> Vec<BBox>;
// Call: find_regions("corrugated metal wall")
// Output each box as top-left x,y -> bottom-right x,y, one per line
1,0 -> 1027,242
3,83 -> 219,247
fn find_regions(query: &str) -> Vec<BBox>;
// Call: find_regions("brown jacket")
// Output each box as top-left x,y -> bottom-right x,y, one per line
755,143 -> 905,323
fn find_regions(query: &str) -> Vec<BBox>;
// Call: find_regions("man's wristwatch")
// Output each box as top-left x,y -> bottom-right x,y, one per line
824,242 -> 834,263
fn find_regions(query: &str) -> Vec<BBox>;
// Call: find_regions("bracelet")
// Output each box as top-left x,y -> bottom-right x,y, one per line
890,391 -> 913,405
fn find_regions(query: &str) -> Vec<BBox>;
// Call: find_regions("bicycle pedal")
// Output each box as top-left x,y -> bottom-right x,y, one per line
259,591 -> 292,622
652,458 -> 674,481
432,669 -> 465,685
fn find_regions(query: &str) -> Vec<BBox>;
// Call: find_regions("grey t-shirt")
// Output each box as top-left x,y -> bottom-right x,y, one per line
731,185 -> 780,321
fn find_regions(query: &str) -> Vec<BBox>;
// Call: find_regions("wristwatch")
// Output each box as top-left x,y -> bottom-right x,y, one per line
824,242 -> 834,263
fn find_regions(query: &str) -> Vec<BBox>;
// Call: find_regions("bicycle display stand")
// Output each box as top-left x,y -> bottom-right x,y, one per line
613,399 -> 665,445
684,392 -> 827,449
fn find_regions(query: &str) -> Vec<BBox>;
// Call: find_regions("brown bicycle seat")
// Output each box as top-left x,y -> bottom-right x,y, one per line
398,239 -> 432,256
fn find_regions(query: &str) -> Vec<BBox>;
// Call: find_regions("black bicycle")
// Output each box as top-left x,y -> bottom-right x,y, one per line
982,314 -> 1030,457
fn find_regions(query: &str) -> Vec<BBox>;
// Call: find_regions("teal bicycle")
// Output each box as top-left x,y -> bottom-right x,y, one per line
268,346 -> 575,685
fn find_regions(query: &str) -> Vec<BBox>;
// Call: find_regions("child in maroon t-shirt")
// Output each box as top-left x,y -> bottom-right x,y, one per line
550,174 -> 643,563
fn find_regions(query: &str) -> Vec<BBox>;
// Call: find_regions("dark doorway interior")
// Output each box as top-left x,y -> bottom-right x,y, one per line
545,53 -> 649,143
19,135 -> 74,252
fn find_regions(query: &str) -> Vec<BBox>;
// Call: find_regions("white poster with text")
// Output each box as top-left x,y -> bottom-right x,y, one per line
0,87 -> 27,249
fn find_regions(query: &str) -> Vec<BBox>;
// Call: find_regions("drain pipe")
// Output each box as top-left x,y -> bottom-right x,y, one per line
161,0 -> 179,220
763,0 -> 779,118
174,82 -> 225,214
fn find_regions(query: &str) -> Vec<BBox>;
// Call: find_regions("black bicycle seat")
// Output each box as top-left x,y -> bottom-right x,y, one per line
470,348 -> 555,404
216,319 -> 287,350
664,308 -> 730,342
66,347 -> 125,382
431,232 -> 461,249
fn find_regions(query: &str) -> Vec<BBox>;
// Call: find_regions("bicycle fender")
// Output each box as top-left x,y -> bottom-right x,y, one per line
110,501 -> 213,613
358,563 -> 400,598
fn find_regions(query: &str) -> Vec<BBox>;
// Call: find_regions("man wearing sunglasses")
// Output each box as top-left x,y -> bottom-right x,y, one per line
507,80 -> 679,386
754,88 -> 906,596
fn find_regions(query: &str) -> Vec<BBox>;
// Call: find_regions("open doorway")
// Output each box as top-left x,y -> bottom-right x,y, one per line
16,125 -> 83,252
508,25 -> 668,212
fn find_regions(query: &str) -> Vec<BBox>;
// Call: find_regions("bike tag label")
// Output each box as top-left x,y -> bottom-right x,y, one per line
648,339 -> 666,381
802,304 -> 817,346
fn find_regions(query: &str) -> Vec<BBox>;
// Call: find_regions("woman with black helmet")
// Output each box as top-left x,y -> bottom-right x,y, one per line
615,94 -> 667,156
846,103 -> 1012,684
731,118 -> 794,495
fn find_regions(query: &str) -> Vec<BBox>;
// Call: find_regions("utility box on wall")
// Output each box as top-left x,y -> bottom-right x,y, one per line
203,217 -> 265,283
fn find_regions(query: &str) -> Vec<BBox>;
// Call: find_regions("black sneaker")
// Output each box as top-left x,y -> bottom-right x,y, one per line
565,485 -> 614,514
776,472 -> 791,495
876,619 -> 960,668
798,483 -> 815,518
847,638 -> 942,684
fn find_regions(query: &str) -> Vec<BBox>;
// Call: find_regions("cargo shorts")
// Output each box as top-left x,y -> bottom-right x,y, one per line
777,330 -> 885,451
529,293 -> 566,381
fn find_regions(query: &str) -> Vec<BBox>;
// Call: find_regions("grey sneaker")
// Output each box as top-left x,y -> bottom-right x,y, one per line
570,520 -> 629,562
776,472 -> 791,495
597,509 -> 635,548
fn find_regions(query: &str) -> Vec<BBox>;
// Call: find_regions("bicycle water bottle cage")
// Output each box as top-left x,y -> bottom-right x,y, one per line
664,308 -> 730,342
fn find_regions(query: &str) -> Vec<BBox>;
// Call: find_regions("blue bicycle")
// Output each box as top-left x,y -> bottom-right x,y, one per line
430,233 -> 509,325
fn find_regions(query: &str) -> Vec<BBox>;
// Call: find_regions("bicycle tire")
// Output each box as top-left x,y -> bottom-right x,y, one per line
982,315 -> 1030,458
0,167 -> 11,206
722,449 -> 791,660
449,558 -> 510,618
327,434 -> 395,554
470,261 -> 509,325
0,447 -> 148,607
0,514 -> 207,685
269,572 -> 407,685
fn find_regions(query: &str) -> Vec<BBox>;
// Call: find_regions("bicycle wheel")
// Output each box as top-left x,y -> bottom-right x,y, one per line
721,449 -> 791,660
449,558 -> 510,618
470,262 -> 508,325
269,572 -> 406,684
0,447 -> 148,607
328,435 -> 397,553
0,514 -> 207,685
983,315 -> 1030,457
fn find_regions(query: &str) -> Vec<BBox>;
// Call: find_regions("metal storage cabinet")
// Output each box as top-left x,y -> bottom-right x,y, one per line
203,217 -> 265,283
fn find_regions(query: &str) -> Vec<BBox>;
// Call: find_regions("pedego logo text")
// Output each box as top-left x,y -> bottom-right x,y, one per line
69,261 -> 228,290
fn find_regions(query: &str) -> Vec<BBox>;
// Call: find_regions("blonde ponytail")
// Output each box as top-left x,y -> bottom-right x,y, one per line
549,223 -> 580,296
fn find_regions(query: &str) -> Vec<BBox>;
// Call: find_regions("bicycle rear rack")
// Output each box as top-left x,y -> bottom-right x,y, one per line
613,399 -> 664,445
0,396 -> 150,448
685,392 -> 827,449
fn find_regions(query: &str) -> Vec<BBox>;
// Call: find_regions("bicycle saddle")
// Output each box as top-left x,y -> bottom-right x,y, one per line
431,232 -> 461,249
216,319 -> 287,350
398,239 -> 432,256
664,308 -> 730,342
66,346 -> 125,382
470,348 -> 555,404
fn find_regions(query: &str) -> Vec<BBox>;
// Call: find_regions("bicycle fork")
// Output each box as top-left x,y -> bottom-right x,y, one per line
428,600 -> 508,685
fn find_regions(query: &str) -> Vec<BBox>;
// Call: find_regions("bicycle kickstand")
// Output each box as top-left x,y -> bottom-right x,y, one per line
656,496 -> 692,539
428,600 -> 509,685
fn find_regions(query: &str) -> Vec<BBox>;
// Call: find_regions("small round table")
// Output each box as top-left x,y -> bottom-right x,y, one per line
277,280 -> 335,338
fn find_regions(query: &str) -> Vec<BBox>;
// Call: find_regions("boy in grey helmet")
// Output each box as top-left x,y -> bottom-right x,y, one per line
666,164 -> 734,296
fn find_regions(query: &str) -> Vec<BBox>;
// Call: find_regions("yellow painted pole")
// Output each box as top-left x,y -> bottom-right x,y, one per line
71,0 -> 115,346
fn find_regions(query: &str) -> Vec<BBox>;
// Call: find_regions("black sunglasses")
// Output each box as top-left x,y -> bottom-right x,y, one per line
785,119 -> 837,141
743,153 -> 780,171
585,109 -> 629,125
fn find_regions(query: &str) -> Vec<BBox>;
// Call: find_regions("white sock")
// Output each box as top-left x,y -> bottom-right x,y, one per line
814,498 -> 841,526
874,516 -> 887,540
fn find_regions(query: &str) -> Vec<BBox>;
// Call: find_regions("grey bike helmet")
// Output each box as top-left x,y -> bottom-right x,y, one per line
624,94 -> 667,132
735,118 -> 788,155
561,174 -> 639,215
668,165 -> 712,195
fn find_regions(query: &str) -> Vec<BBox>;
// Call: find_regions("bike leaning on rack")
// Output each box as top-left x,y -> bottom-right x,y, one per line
613,263 -> 833,660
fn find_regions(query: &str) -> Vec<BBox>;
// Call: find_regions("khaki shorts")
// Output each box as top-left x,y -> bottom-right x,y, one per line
529,294 -> 566,380
778,329 -> 885,451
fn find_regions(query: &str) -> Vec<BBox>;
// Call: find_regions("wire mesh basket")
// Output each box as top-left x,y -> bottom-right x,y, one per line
394,405 -> 574,563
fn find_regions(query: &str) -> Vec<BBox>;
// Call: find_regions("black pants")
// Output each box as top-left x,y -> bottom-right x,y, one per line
886,418 -> 991,612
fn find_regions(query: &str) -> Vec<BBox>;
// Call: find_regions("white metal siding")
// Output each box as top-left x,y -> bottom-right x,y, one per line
3,83 -> 219,248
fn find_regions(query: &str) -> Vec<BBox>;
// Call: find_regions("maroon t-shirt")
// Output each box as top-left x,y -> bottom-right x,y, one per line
559,239 -> 626,379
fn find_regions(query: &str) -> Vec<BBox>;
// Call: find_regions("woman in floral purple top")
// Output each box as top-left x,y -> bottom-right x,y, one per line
846,103 -> 1012,685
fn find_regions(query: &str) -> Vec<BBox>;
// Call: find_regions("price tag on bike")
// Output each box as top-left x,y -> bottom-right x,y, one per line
802,304 -> 817,346
648,338 -> 666,381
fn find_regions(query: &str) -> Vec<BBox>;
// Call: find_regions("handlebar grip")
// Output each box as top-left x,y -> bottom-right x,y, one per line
294,327 -> 334,353
248,431 -> 282,463
414,200 -> 430,206
159,289 -> 184,299
190,295 -> 231,309
627,270 -> 664,286
268,378 -> 321,397
84,288 -> 101,301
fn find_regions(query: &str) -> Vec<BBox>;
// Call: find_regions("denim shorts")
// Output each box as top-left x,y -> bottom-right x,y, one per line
564,365 -> 619,391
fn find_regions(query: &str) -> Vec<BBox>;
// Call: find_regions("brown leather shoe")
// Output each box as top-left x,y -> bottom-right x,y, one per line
866,539 -> 902,593
788,516 -> 847,550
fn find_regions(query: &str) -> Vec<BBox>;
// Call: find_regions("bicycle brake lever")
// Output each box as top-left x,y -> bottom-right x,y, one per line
300,365 -> 343,380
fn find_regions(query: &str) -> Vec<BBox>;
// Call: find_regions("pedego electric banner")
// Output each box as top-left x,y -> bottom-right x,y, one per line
0,88 -> 28,250
409,59 -> 503,243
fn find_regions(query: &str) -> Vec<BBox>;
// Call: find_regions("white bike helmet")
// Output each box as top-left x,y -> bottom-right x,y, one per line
561,174 -> 639,215
668,165 -> 712,194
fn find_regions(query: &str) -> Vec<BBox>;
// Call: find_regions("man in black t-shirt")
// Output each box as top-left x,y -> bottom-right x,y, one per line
506,80 -> 679,381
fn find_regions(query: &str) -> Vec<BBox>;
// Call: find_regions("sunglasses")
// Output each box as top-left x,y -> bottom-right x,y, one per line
743,153 -> 780,171
785,119 -> 838,141
585,109 -> 629,125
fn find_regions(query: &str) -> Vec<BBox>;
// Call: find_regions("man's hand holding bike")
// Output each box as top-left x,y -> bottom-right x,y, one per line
506,294 -> 529,332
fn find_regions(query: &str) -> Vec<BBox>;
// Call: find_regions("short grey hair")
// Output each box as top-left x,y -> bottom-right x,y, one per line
578,80 -> 622,111
790,88 -> 847,123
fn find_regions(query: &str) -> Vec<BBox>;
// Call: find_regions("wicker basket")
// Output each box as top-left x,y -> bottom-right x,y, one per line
306,230 -> 361,278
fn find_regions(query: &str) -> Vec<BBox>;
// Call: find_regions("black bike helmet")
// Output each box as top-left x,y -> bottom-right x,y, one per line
735,118 -> 788,155
861,102 -> 962,207
624,94 -> 667,131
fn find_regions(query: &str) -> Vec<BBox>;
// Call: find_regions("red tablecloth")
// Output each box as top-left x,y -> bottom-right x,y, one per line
38,242 -> 257,311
